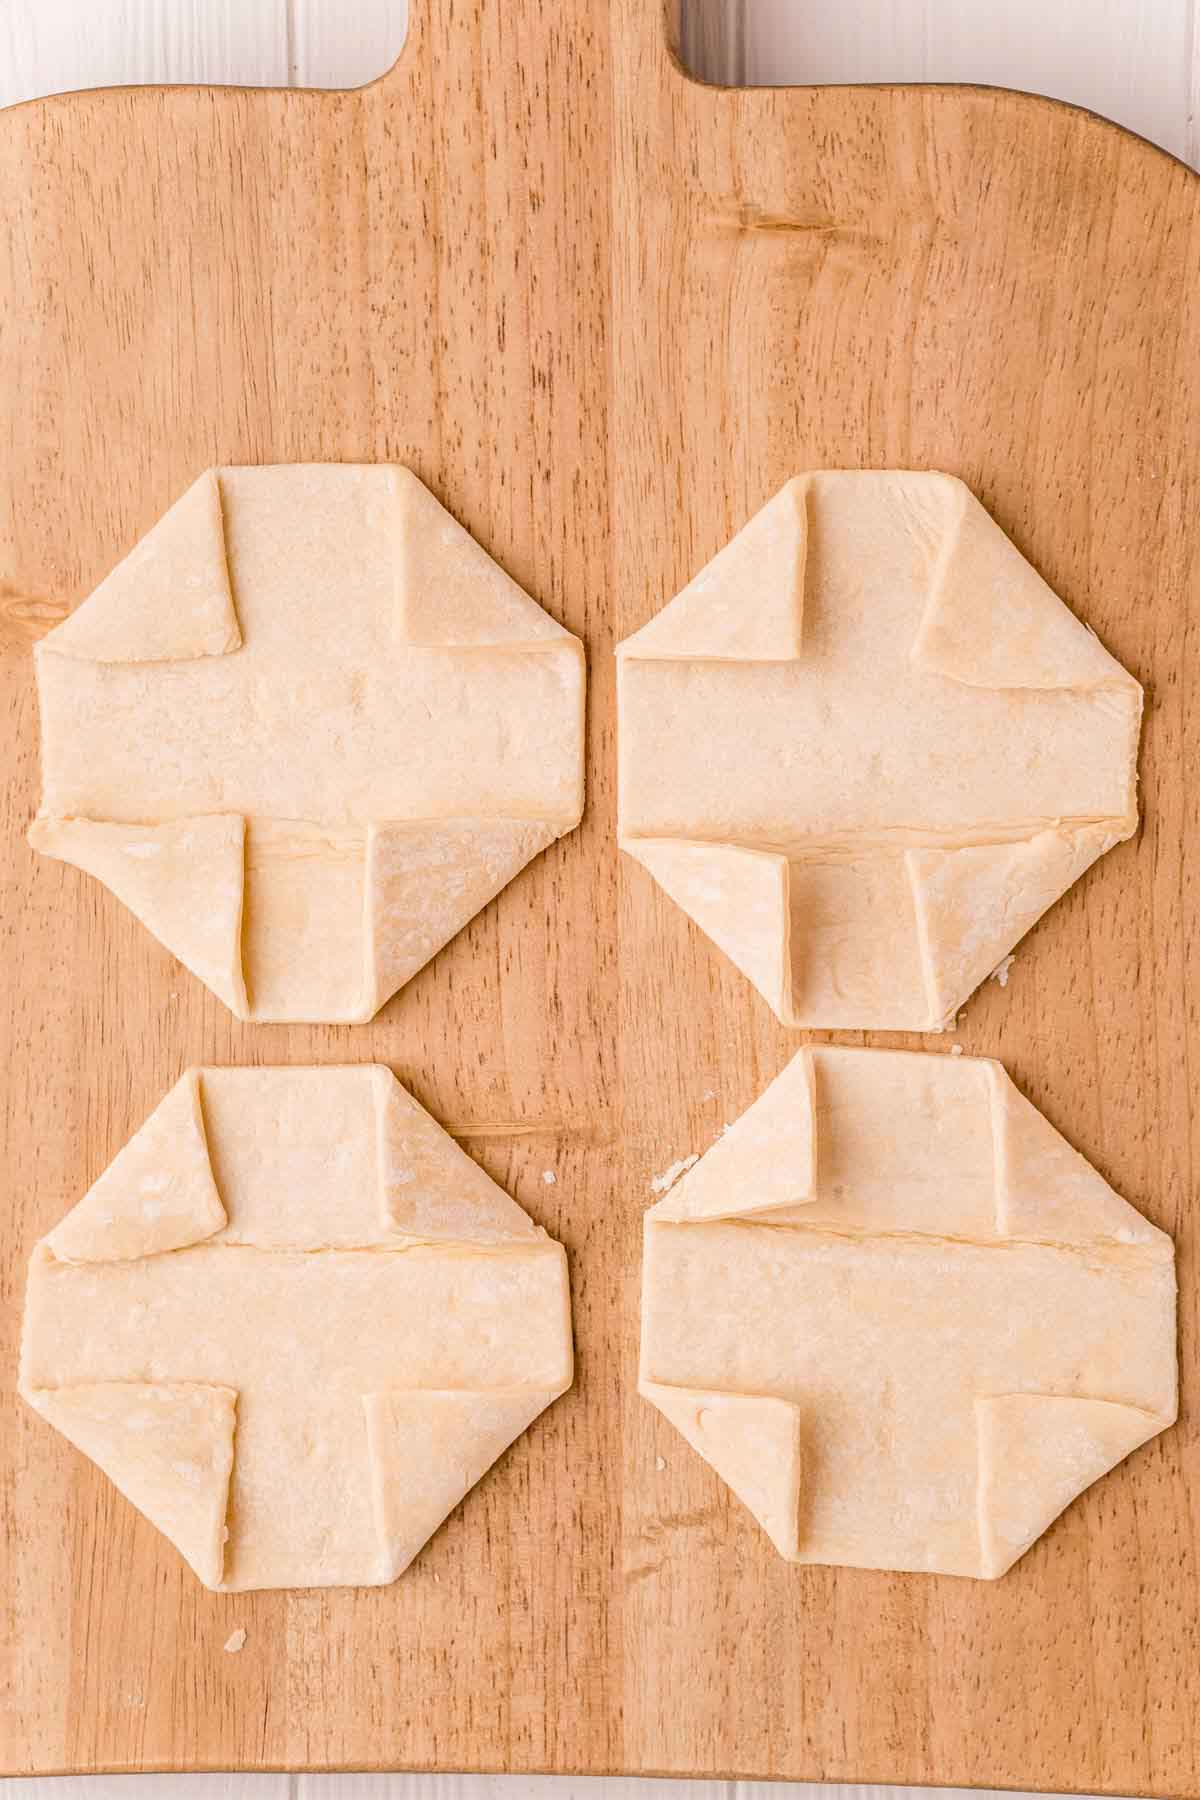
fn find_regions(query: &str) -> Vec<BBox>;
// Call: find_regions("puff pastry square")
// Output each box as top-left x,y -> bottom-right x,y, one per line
618,472 -> 1142,1030
20,1066 -> 573,1591
31,466 -> 585,1022
641,1047 -> 1175,1577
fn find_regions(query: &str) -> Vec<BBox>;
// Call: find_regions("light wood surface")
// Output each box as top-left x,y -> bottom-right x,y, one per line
612,5 -> 1200,1788
3,0 -> 1200,1790
5,0 -> 1199,171
0,0 -> 616,1780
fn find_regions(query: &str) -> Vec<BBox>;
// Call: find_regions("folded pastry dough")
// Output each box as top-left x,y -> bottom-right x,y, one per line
31,466 -> 585,1022
618,472 -> 1142,1030
20,1066 -> 573,1591
641,1047 -> 1176,1577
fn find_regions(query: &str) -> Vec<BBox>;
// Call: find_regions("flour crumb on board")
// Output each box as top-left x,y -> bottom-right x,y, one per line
541,1169 -> 557,1185
223,1628 -> 246,1654
950,1044 -> 964,1057
655,1455 -> 666,1472
650,1154 -> 698,1194
991,953 -> 1016,987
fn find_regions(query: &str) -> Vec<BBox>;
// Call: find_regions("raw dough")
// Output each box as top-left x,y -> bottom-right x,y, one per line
640,1047 -> 1175,1577
617,472 -> 1142,1030
31,465 -> 585,1023
20,1066 -> 573,1591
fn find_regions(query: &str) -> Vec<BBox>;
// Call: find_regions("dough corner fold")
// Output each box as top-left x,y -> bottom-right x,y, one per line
616,469 -> 1142,1032
23,1382 -> 237,1591
364,1386 -> 566,1582
29,462 -> 585,1025
641,1045 -> 1176,1577
976,1395 -> 1169,1579
36,468 -> 240,665
21,1064 -> 574,1590
647,1045 -> 816,1223
44,1068 -> 226,1264
906,823 -> 1129,1032
28,815 -> 250,1019
391,465 -> 577,649
640,1382 -> 804,1559
912,477 -> 1144,694
363,817 -> 562,1021
372,1063 -> 546,1244
988,1058 -> 1176,1252
617,474 -> 807,663
621,838 -> 793,1025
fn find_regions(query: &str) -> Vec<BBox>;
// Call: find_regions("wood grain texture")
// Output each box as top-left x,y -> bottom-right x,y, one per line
611,0 -> 1200,1789
1,0 -> 1199,1788
7,0 -> 1196,168
0,0 -> 616,1779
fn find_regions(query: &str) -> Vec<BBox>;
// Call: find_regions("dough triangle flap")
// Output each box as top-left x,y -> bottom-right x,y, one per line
373,1067 -> 542,1243
364,1387 -> 558,1579
625,839 -> 790,1023
39,470 -> 241,664
907,825 -> 1118,1028
46,1070 -> 226,1263
29,814 -> 248,1018
643,1382 -> 803,1559
977,1393 -> 1166,1578
651,1049 -> 816,1221
27,1381 -> 236,1589
393,468 -> 571,647
913,479 -> 1134,690
365,818 -> 558,1014
989,1063 -> 1169,1249
619,477 -> 807,661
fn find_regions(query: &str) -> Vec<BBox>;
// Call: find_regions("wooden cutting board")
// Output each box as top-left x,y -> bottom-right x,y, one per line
3,0 -> 1199,1784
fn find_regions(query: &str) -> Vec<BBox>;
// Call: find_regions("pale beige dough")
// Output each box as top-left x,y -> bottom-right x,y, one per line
640,1047 -> 1175,1577
30,465 -> 585,1022
617,472 -> 1142,1030
21,1066 -> 573,1591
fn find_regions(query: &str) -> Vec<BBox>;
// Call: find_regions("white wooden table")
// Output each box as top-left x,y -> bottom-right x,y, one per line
1,1 -> 1189,1794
